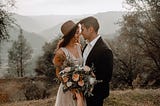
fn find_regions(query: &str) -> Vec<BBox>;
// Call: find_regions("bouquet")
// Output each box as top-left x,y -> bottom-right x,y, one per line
59,64 -> 102,97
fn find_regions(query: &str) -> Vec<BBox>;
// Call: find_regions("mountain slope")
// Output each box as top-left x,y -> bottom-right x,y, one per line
40,11 -> 126,41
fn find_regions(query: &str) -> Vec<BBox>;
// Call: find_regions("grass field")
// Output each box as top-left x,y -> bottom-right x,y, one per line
1,88 -> 160,106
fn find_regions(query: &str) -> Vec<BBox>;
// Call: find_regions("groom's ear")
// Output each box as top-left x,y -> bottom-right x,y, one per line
89,26 -> 94,33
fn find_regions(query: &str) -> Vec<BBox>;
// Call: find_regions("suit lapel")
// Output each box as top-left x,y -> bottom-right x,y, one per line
82,44 -> 87,54
86,37 -> 102,65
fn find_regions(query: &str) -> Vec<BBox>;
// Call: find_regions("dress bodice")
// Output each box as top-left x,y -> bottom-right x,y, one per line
55,45 -> 87,106
60,45 -> 83,68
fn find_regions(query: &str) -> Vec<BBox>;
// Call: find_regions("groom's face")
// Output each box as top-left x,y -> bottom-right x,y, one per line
81,24 -> 91,40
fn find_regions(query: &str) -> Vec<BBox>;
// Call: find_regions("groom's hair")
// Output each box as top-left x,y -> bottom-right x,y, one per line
79,16 -> 99,33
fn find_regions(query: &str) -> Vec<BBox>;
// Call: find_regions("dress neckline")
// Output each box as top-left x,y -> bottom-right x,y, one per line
66,45 -> 81,59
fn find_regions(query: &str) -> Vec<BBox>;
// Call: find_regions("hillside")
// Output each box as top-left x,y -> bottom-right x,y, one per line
1,89 -> 160,106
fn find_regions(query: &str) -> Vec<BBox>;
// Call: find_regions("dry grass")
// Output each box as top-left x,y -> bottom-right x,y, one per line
104,89 -> 160,106
1,88 -> 160,106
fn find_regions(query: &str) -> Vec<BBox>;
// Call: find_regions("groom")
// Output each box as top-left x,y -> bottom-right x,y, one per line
79,16 -> 113,106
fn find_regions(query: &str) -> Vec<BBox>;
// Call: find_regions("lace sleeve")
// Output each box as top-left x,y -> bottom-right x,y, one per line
53,49 -> 66,68
53,49 -> 66,78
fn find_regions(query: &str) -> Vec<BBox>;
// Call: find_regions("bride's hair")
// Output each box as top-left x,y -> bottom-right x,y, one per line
57,25 -> 78,49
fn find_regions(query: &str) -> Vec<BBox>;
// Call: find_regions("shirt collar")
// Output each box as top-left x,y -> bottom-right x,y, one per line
89,34 -> 101,47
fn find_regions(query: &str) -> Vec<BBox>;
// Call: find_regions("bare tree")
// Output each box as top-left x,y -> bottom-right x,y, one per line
114,0 -> 160,87
110,32 -> 143,89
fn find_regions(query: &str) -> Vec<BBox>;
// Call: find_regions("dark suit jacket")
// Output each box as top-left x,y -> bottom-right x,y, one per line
83,37 -> 113,100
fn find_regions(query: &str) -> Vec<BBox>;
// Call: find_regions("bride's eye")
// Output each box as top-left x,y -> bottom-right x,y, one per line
76,29 -> 81,34
76,30 -> 79,34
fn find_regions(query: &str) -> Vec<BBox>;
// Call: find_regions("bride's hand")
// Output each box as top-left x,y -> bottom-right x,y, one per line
75,92 -> 84,106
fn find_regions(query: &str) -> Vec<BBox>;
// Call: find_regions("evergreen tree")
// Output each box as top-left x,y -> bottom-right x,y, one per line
8,29 -> 33,77
35,36 -> 60,81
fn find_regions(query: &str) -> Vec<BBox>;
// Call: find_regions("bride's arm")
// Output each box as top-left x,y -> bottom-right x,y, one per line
52,49 -> 66,79
75,92 -> 85,106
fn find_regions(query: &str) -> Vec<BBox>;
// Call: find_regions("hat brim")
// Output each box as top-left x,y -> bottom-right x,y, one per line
62,23 -> 78,38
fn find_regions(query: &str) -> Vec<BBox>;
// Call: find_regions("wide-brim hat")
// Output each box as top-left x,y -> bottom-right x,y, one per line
61,20 -> 77,37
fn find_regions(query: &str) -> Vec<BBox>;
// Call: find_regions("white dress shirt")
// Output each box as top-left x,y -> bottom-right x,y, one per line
83,35 -> 101,66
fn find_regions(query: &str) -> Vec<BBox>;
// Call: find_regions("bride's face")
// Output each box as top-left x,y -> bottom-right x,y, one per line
71,26 -> 81,43
81,24 -> 91,41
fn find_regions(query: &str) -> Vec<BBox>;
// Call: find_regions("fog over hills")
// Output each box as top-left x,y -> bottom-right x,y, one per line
1,26 -> 46,61
95,11 -> 125,36
39,11 -> 126,41
12,11 -> 125,41
12,14 -> 90,34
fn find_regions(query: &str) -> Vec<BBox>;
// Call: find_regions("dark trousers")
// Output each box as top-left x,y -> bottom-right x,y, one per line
86,96 -> 104,106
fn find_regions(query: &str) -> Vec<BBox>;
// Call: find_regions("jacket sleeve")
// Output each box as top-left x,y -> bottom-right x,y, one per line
95,48 -> 113,82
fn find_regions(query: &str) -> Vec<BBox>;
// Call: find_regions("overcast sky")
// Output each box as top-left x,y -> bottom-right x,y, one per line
13,0 -> 126,16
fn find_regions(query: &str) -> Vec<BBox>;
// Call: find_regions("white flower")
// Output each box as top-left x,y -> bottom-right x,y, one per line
83,66 -> 91,72
64,67 -> 71,72
66,82 -> 72,87
89,77 -> 96,85
78,66 -> 83,70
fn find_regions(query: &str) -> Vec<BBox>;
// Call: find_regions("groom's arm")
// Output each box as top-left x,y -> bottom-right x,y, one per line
95,48 -> 113,82
103,48 -> 113,82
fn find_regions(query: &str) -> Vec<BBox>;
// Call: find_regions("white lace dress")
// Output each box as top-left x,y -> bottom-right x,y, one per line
55,46 -> 86,106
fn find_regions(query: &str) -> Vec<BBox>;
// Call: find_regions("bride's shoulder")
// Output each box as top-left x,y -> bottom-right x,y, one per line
55,48 -> 65,57
53,48 -> 67,67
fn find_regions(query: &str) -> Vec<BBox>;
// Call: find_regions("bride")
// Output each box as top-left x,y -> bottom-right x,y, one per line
53,20 -> 86,106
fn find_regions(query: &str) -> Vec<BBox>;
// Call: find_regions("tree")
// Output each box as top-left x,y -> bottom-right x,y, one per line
110,33 -> 143,89
115,0 -> 160,87
8,29 -> 33,77
0,0 -> 15,40
0,0 -> 15,67
35,36 -> 60,81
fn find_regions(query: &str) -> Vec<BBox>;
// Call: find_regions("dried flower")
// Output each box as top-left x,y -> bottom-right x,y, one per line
72,73 -> 80,81
62,76 -> 69,83
59,64 -> 102,97
78,80 -> 84,86
64,67 -> 71,72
